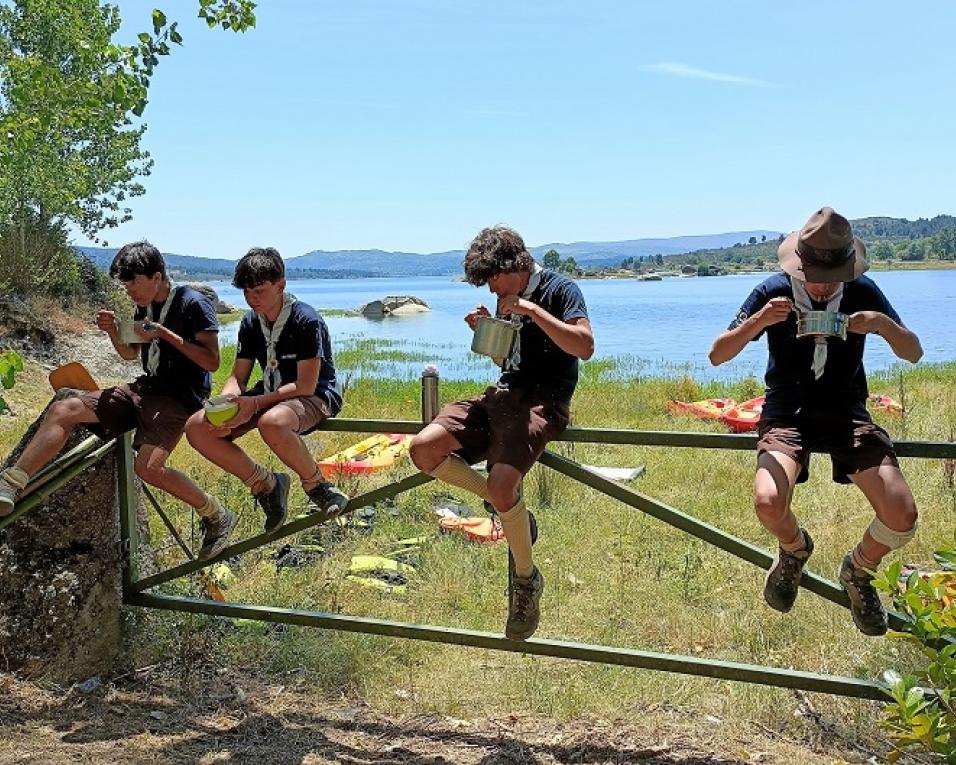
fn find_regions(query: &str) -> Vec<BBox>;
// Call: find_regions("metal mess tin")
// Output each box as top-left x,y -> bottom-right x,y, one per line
796,310 -> 848,340
470,316 -> 518,358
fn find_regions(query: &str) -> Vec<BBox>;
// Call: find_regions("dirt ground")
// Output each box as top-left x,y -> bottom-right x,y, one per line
0,671 -> 903,765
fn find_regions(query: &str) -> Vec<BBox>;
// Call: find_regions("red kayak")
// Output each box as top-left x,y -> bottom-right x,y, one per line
721,395 -> 765,433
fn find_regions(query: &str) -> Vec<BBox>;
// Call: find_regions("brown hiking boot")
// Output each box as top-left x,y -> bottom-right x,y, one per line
838,553 -> 888,636
256,472 -> 290,533
764,530 -> 814,612
506,566 -> 544,641
198,507 -> 238,560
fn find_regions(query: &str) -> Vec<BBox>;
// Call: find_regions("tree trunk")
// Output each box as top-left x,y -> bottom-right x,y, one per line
0,394 -> 154,682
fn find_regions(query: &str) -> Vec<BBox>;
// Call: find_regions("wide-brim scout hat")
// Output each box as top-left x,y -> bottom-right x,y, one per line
777,206 -> 869,283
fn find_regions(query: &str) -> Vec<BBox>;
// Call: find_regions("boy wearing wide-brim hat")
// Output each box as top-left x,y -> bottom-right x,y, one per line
708,207 -> 923,636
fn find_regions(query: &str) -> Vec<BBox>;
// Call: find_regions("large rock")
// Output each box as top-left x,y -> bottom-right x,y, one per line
359,295 -> 430,318
0,394 -> 154,682
183,282 -> 240,314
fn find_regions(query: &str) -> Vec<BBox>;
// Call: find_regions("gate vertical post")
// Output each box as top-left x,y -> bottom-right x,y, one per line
116,432 -> 139,595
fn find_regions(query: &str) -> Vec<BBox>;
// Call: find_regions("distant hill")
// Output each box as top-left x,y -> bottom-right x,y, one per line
75,247 -> 377,280
74,217 -> 954,280
651,215 -> 956,271
529,231 -> 781,267
848,215 -> 956,240
257,231 -> 781,276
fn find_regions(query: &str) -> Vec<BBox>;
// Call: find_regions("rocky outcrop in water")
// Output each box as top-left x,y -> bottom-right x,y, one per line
359,295 -> 429,318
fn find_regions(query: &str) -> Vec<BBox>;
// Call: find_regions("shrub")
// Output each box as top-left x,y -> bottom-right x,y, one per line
873,548 -> 956,762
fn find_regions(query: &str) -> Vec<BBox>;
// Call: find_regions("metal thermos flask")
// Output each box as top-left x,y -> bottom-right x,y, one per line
421,364 -> 440,423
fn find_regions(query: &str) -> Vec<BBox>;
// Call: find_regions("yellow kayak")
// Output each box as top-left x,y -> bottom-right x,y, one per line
318,433 -> 410,479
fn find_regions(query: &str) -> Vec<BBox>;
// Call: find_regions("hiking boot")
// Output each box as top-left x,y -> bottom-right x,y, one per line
764,529 -> 814,613
256,472 -> 290,533
198,507 -> 238,560
506,566 -> 544,640
306,480 -> 349,522
838,554 -> 888,636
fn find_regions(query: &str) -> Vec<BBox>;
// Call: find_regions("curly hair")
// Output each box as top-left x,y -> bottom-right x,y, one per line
109,241 -> 166,281
232,247 -> 285,289
462,226 -> 535,286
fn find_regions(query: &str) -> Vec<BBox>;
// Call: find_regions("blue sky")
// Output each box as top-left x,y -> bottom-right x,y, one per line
90,1 -> 956,259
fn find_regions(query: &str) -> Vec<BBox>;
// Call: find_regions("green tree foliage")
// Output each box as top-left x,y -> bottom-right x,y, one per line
0,0 -> 152,244
901,240 -> 928,261
871,241 -> 895,261
559,255 -> 577,274
851,215 -> 956,240
543,248 -> 561,269
0,350 -> 24,413
931,227 -> 956,260
0,0 -> 255,299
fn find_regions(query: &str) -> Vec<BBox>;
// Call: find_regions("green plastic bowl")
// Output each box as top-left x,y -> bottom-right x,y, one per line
204,395 -> 239,426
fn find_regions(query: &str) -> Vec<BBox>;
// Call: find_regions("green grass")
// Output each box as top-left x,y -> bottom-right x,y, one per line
3,341 -> 956,743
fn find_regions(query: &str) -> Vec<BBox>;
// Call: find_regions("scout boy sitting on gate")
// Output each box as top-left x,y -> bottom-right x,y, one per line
410,226 -> 594,641
0,241 -> 231,558
185,247 -> 347,548
709,207 -> 923,636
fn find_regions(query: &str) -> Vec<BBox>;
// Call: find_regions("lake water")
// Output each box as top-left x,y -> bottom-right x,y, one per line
210,270 -> 956,382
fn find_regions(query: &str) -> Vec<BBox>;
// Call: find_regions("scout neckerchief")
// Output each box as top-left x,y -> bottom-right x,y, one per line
791,277 -> 844,381
521,261 -> 543,300
259,293 -> 296,392
146,281 -> 178,376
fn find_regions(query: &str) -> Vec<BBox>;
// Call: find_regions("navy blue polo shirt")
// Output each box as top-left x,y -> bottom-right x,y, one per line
133,285 -> 218,408
498,269 -> 589,401
236,300 -> 342,415
728,273 -> 903,420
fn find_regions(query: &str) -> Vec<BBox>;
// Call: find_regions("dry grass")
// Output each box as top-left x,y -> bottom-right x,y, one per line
0,670 -> 900,764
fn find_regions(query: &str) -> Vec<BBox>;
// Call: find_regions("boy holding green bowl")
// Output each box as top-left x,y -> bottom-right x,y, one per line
185,247 -> 347,537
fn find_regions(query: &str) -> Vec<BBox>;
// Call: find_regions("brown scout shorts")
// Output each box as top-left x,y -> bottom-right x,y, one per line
431,385 -> 571,475
226,394 -> 331,440
757,416 -> 899,484
80,383 -> 197,453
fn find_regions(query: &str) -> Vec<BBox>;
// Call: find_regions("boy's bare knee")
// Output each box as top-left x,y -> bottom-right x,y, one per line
754,491 -> 786,522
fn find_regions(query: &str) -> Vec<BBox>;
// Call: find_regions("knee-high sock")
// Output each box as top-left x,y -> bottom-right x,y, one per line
428,454 -> 490,501
498,498 -> 534,578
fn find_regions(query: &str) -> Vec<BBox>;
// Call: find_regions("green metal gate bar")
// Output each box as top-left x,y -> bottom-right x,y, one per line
128,590 -> 892,701
0,437 -> 115,532
319,418 -> 956,458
